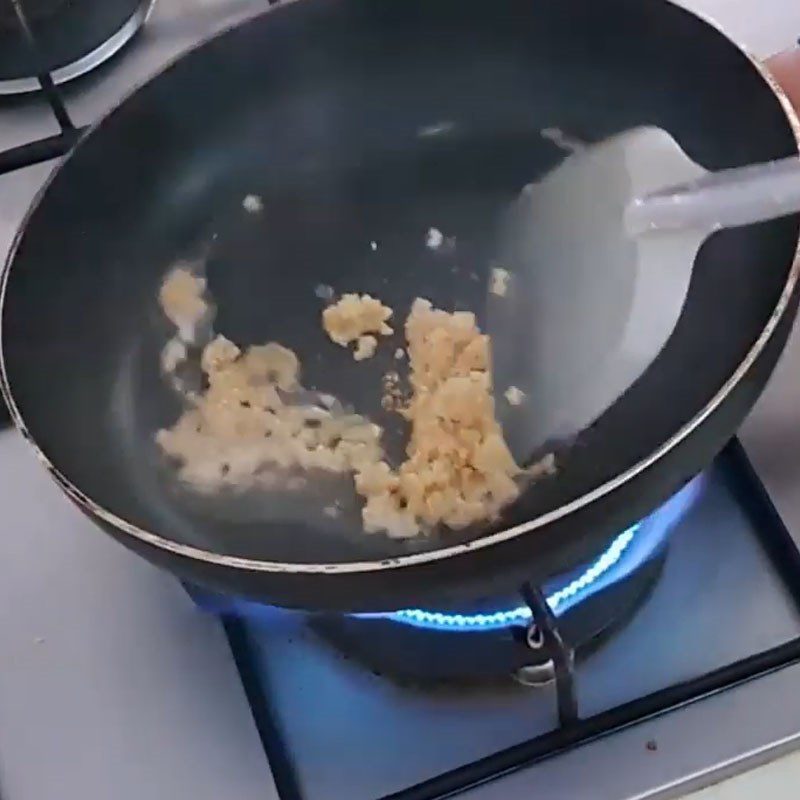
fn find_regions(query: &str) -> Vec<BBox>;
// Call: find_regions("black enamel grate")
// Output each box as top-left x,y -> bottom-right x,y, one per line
0,0 -> 86,176
217,440 -> 800,800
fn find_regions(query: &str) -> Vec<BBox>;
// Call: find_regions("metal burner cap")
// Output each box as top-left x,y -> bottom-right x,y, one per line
0,0 -> 155,95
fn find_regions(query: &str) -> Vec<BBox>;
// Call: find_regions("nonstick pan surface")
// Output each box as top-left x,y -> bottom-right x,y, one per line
2,0 -> 799,611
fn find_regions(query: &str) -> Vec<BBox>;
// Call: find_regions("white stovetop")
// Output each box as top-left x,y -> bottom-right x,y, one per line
1,1 -> 800,799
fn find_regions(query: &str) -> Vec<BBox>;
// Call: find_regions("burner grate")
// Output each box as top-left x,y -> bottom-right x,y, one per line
0,1 -> 85,174
210,440 -> 800,800
0,0 -> 281,172
190,477 -> 698,685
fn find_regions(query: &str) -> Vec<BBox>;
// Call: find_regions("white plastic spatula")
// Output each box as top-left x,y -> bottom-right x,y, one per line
491,126 -> 800,463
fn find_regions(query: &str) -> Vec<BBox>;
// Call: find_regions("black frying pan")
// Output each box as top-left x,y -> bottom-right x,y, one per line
2,0 -> 799,612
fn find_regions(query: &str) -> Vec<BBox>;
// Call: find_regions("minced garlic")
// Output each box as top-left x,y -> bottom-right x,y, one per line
490,266 -> 511,297
356,299 -> 523,537
156,270 -> 543,537
353,335 -> 378,362
158,267 -> 209,342
322,293 -> 393,354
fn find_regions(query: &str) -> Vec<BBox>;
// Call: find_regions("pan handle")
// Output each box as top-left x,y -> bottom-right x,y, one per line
626,154 -> 800,236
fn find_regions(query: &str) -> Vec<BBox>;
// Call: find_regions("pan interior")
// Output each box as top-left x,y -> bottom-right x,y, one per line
2,0 -> 798,566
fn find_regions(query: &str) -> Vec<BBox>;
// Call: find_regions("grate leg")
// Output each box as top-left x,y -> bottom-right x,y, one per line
521,582 -> 579,726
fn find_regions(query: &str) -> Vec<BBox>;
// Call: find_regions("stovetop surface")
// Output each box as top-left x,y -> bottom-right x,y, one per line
211,448 -> 800,800
3,2 -> 800,800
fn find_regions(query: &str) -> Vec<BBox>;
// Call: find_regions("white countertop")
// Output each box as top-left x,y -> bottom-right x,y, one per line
1,1 -> 800,799
689,754 -> 800,800
0,433 -> 275,800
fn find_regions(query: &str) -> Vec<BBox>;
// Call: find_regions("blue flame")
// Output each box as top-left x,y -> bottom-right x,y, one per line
187,477 -> 702,631
355,477 -> 702,633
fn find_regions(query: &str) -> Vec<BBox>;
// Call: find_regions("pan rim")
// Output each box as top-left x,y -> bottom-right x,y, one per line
2,0 -> 800,577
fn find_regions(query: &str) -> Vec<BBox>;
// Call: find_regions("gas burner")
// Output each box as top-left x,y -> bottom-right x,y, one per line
186,444 -> 800,800
311,558 -> 666,686
0,0 -> 155,95
189,478 -> 702,686
312,480 -> 700,685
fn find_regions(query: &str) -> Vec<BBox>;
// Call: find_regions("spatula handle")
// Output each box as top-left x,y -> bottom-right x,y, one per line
626,154 -> 800,235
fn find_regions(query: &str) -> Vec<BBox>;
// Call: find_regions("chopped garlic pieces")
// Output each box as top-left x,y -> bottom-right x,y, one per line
161,338 -> 187,374
504,385 -> 526,406
156,264 -> 551,537
425,227 -> 444,250
242,194 -> 263,213
158,267 -> 209,342
490,267 -> 511,297
356,298 -> 523,537
353,335 -> 378,361
322,293 -> 393,354
156,335 -> 383,494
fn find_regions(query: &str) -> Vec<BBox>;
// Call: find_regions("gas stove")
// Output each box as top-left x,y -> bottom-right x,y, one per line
3,2 -> 800,800
191,477 -> 698,688
183,444 -> 800,800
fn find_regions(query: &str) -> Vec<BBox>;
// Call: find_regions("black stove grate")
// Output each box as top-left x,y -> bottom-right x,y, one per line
0,0 -> 284,173
0,0 -> 85,426
0,0 -> 86,176
218,439 -> 800,800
